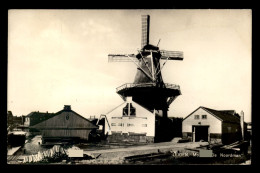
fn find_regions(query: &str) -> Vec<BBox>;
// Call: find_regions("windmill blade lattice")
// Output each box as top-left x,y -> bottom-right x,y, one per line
141,15 -> 150,49
160,50 -> 184,60
108,54 -> 138,62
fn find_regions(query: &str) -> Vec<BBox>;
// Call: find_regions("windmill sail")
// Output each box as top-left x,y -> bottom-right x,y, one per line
160,50 -> 184,60
141,15 -> 150,49
108,54 -> 138,62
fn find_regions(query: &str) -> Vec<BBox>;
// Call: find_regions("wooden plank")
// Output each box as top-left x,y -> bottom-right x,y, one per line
125,153 -> 171,162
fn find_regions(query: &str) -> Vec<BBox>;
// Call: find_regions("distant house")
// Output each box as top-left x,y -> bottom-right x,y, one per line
182,106 -> 244,145
24,111 -> 55,127
12,116 -> 24,125
104,97 -> 155,143
31,105 -> 98,143
7,111 -> 14,127
7,111 -> 24,131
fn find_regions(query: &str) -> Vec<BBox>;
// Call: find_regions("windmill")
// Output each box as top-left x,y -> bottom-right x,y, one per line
108,15 -> 183,118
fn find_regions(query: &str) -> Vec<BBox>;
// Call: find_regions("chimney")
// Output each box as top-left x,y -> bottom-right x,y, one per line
240,110 -> 244,140
126,96 -> 133,103
64,105 -> 71,111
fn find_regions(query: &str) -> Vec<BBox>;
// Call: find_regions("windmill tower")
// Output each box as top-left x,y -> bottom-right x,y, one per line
108,15 -> 183,118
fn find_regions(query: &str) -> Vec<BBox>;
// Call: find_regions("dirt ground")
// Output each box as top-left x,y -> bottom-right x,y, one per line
8,136 -> 251,165
77,141 -> 209,164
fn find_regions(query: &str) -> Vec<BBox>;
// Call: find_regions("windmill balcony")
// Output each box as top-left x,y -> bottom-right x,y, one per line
116,83 -> 180,93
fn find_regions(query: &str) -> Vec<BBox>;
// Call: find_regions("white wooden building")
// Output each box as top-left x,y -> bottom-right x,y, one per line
104,97 -> 155,143
182,106 -> 243,144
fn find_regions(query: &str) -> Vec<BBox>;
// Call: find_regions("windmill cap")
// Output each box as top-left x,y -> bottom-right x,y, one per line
142,44 -> 159,51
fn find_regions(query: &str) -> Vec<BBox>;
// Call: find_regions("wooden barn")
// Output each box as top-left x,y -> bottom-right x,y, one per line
31,105 -> 98,143
182,106 -> 244,145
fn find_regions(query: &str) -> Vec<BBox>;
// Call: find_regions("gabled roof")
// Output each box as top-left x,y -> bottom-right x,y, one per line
183,106 -> 241,124
106,102 -> 126,115
26,112 -> 54,117
201,107 -> 241,124
54,109 -> 98,126
31,108 -> 98,129
218,110 -> 236,115
106,99 -> 155,116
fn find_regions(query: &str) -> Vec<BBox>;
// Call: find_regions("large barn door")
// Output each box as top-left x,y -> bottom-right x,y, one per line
194,126 -> 209,142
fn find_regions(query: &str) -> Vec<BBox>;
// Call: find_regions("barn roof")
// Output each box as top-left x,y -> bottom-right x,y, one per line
31,105 -> 98,129
106,98 -> 155,115
183,106 -> 241,124
201,107 -> 241,123
52,109 -> 98,126
25,112 -> 54,117
25,112 -> 56,126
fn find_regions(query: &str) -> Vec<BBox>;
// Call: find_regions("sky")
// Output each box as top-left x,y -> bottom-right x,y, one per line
8,9 -> 252,122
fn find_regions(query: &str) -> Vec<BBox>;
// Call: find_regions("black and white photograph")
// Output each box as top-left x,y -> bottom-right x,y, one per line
7,9 -> 252,165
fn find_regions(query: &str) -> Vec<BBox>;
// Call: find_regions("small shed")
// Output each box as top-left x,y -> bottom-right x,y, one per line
31,105 -> 98,143
182,106 -> 243,144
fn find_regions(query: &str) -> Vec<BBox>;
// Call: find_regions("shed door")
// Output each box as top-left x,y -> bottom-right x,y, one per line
194,126 -> 209,142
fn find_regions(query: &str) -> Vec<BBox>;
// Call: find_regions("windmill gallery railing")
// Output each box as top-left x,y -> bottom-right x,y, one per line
116,83 -> 180,93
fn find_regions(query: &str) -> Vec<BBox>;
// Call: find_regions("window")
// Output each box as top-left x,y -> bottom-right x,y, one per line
112,117 -> 122,119
123,104 -> 128,116
118,123 -> 123,126
194,115 -> 199,119
142,124 -> 147,127
129,103 -> 136,116
127,123 -> 134,127
122,103 -> 136,116
111,123 -> 116,126
111,131 -> 122,134
202,115 -> 207,119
